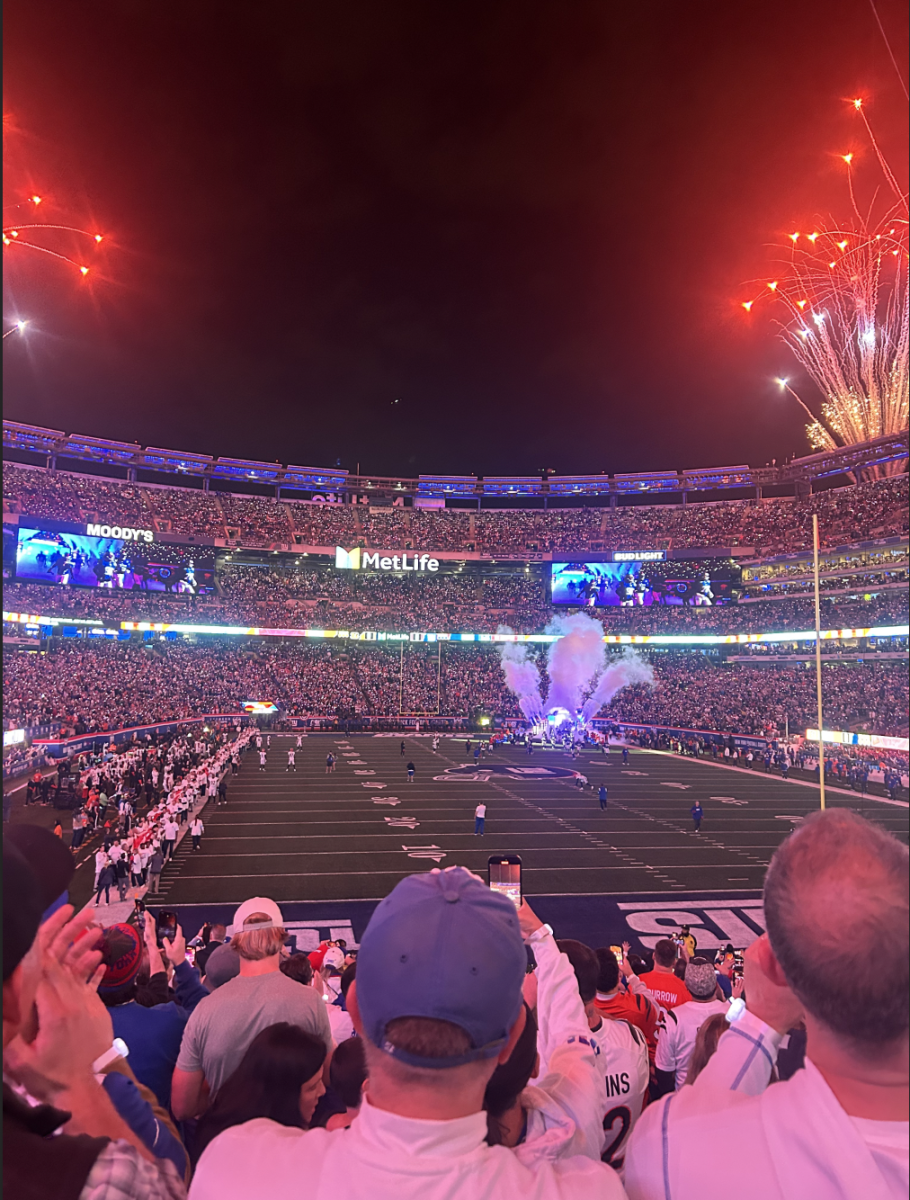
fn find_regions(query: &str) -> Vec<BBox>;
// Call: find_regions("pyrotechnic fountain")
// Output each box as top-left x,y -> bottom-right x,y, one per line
497,613 -> 654,739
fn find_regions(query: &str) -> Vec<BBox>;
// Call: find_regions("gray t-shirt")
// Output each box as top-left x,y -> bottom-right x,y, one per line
176,969 -> 333,1093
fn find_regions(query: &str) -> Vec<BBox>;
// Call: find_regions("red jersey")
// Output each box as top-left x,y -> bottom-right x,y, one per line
637,970 -> 692,1011
593,989 -> 664,1061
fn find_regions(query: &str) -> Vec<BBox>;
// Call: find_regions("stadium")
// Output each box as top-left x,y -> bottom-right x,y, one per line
4,8 -> 909,1196
5,421 -> 908,925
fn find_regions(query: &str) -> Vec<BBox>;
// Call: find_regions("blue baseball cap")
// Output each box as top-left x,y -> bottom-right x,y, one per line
357,867 -> 526,1069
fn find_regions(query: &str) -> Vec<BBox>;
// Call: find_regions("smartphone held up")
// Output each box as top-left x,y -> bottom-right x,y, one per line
488,855 -> 522,908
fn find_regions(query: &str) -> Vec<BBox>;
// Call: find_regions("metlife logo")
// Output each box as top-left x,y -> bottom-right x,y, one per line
335,546 -> 440,572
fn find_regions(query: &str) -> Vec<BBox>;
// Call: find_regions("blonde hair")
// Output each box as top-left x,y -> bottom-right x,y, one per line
230,913 -> 287,961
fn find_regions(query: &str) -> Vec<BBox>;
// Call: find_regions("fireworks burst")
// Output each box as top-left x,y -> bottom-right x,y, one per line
742,100 -> 909,460
3,194 -> 105,277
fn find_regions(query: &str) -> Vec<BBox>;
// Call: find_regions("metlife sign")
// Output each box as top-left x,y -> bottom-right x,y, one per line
335,546 -> 440,572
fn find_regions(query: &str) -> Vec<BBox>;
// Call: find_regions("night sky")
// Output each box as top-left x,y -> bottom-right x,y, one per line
3,0 -> 908,479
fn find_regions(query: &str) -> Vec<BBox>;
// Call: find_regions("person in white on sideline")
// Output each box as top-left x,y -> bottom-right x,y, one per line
653,958 -> 732,1090
189,866 -> 624,1200
624,809 -> 909,1200
286,749 -> 296,772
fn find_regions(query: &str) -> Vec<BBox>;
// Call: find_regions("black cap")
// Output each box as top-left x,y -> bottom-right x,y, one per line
3,826 -> 75,981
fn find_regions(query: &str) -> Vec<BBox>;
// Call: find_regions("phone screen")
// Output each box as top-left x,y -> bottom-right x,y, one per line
488,857 -> 522,908
610,945 -> 624,967
156,910 -> 178,942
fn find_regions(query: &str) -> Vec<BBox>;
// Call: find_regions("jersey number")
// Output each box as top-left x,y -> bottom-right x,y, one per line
602,1105 -> 631,1167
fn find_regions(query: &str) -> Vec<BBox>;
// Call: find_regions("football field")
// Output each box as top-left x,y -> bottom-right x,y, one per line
154,735 -> 908,910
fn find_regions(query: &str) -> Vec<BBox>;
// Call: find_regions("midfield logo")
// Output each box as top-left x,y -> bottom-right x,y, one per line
433,764 -> 587,782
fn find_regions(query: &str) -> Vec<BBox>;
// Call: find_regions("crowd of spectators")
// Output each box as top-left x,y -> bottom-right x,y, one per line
5,462 -> 908,554
4,806 -> 907,1198
3,638 -> 908,737
605,654 -> 908,738
4,570 -> 906,640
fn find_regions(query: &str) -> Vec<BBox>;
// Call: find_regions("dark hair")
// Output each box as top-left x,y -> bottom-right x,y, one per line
628,953 -> 647,977
340,961 -> 356,999
383,1017 -> 472,1059
98,980 -> 139,1007
556,939 -> 598,1004
653,938 -> 678,968
280,954 -> 314,987
673,958 -> 687,980
483,1002 -> 538,1144
764,809 -> 909,1049
329,1037 -> 367,1108
595,947 -> 620,993
195,1023 -> 327,1155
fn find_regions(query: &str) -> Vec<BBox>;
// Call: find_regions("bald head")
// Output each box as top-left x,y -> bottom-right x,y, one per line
764,809 -> 909,1049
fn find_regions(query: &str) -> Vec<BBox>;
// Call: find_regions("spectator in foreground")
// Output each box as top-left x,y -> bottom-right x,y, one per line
653,958 -> 733,1093
323,1036 -> 367,1131
99,916 -> 208,1109
194,1023 -> 327,1157
593,947 -> 662,1063
2,826 -> 185,1199
637,938 -> 692,1010
189,866 -> 625,1198
194,923 -> 227,978
171,897 -> 333,1120
683,1012 -> 730,1085
625,809 -> 909,1199
480,901 -> 605,1164
558,938 -> 649,1169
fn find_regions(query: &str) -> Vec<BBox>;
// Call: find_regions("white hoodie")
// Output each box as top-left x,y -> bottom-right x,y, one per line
515,930 -> 613,1171
190,1098 -> 625,1200
625,1008 -> 908,1200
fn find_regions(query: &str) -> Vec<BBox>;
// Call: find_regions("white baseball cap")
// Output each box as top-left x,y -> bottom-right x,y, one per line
322,946 -> 345,971
229,897 -> 285,936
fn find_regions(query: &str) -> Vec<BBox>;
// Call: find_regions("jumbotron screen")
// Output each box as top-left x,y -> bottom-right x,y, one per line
551,558 -> 740,606
15,527 -> 216,594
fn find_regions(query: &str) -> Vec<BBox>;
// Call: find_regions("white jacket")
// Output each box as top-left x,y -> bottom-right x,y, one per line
190,1099 -> 625,1200
625,1009 -> 909,1200
516,931 -> 612,1169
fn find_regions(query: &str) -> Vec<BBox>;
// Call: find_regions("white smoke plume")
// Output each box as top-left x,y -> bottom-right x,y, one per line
497,614 -> 653,727
496,628 -> 544,721
580,650 -> 655,724
543,612 -> 607,715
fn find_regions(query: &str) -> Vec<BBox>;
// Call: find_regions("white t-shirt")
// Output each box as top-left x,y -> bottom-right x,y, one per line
475,804 -> 486,818
849,1116 -> 910,1196
655,998 -> 730,1088
190,820 -> 204,835
163,820 -> 179,840
589,1017 -> 650,1168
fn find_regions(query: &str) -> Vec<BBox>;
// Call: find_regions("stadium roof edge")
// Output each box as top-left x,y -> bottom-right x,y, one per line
3,420 -> 907,500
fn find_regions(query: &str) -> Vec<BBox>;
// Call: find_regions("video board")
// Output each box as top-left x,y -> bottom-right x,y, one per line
15,527 -> 215,594
551,558 -> 740,606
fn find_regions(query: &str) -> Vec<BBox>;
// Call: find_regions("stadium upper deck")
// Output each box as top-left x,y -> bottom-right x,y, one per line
4,423 -> 909,559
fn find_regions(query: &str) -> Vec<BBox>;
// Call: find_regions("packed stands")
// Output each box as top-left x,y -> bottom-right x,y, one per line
4,639 -> 907,738
3,574 -> 906,638
4,461 -> 908,554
